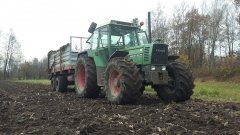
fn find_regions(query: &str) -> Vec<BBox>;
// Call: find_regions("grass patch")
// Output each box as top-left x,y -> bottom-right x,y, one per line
193,81 -> 240,103
13,79 -> 50,85
144,81 -> 240,103
144,85 -> 156,95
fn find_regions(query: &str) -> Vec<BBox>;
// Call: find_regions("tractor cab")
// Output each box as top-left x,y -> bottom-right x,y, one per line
86,20 -> 149,61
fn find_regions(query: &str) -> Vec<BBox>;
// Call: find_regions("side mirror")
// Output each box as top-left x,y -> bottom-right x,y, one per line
88,22 -> 97,33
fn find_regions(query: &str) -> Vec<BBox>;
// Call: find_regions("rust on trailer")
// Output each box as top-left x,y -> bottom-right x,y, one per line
48,37 -> 88,79
50,65 -> 75,73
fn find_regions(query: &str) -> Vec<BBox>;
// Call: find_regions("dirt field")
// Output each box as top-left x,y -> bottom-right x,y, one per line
0,81 -> 240,135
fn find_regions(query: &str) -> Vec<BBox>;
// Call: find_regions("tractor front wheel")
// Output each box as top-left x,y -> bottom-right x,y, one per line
104,58 -> 142,104
154,61 -> 194,102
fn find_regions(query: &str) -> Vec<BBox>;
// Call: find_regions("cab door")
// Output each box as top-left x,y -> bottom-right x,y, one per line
90,26 -> 109,86
93,26 -> 109,67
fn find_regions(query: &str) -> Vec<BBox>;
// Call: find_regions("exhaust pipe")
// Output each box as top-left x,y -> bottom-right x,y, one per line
148,12 -> 152,43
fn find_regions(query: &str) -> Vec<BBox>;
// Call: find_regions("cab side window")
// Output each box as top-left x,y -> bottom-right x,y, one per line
124,31 -> 137,46
89,31 -> 99,49
99,27 -> 108,48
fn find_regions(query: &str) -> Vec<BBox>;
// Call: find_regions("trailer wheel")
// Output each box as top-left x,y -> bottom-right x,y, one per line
55,75 -> 67,93
75,56 -> 99,98
51,76 -> 56,91
154,61 -> 194,102
105,58 -> 142,104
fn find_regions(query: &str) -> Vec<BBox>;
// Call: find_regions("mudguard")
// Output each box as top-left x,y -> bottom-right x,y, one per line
108,51 -> 129,61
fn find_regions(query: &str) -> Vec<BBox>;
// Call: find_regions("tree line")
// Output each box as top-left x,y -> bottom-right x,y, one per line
0,29 -> 48,80
150,0 -> 240,80
18,58 -> 48,80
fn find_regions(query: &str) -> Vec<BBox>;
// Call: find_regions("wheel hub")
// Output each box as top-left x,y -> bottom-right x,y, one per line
114,79 -> 120,87
77,64 -> 85,90
109,69 -> 121,97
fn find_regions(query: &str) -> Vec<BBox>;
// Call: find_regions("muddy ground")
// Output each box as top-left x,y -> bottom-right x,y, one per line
0,81 -> 240,135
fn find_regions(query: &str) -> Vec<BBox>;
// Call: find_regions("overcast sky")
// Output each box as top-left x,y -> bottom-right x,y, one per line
0,0 -> 201,60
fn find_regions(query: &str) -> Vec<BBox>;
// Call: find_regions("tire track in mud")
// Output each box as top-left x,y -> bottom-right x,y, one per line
0,81 -> 240,135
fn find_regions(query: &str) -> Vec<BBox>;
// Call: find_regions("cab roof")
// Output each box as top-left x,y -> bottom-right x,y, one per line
97,20 -> 139,29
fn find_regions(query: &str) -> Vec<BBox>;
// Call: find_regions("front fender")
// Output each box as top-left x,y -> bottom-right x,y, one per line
108,51 -> 129,61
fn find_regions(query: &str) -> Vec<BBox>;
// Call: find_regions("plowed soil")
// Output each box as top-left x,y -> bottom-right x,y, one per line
0,81 -> 240,135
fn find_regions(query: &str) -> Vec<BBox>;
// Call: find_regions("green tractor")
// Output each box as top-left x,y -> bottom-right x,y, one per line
74,18 -> 194,104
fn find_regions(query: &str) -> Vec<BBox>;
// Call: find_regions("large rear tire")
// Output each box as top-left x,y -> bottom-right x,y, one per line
154,61 -> 194,102
104,58 -> 142,104
55,75 -> 67,93
75,56 -> 99,98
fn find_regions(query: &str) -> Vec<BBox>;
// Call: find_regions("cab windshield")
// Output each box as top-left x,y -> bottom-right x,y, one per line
138,31 -> 149,45
111,25 -> 148,46
87,25 -> 149,49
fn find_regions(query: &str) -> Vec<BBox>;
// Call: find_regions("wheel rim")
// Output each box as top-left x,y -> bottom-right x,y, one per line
109,69 -> 121,97
77,64 -> 85,90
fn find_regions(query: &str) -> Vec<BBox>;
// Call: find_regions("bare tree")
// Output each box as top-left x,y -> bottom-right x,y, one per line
2,29 -> 21,79
234,0 -> 240,6
196,1 -> 211,68
208,0 -> 225,67
151,4 -> 170,43
223,4 -> 238,57
184,8 -> 202,67
234,0 -> 240,44
170,2 -> 189,55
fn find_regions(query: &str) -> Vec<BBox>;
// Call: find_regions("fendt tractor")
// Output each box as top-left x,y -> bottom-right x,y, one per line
48,13 -> 194,104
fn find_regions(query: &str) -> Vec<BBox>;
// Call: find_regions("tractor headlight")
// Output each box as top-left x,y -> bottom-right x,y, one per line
162,66 -> 166,71
151,66 -> 156,70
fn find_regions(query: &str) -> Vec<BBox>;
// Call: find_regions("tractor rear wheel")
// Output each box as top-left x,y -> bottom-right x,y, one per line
55,75 -> 67,92
154,61 -> 194,102
75,56 -> 99,98
104,58 -> 142,104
